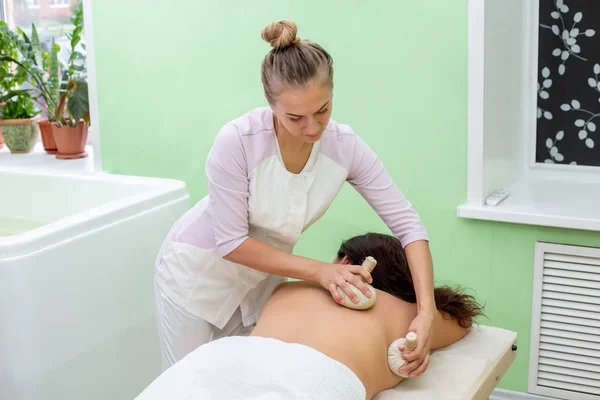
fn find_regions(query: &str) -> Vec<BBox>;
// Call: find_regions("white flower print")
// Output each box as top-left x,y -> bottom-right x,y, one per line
559,64 -> 600,149
540,0 -> 596,76
538,67 -> 553,120
537,1 -> 600,166
544,130 -> 566,163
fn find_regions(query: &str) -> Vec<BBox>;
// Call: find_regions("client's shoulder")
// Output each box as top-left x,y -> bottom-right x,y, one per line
263,280 -> 335,314
272,280 -> 322,296
372,289 -> 418,316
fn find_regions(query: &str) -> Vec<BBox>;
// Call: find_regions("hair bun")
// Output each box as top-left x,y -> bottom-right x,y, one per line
261,20 -> 300,49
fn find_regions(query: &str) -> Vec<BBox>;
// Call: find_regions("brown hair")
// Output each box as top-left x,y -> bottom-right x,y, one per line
261,20 -> 334,104
337,233 -> 486,328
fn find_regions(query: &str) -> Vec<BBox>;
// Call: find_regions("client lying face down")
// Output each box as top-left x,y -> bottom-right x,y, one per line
136,233 -> 485,400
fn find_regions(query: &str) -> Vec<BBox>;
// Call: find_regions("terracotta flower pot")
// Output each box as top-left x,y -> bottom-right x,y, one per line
0,116 -> 40,154
52,121 -> 88,159
38,119 -> 58,154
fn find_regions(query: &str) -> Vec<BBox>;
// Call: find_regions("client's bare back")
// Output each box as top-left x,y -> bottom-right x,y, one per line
252,281 -> 469,399
252,281 -> 419,398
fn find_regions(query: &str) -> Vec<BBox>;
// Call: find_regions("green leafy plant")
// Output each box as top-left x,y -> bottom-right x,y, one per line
0,23 -> 60,120
1,2 -> 89,127
0,90 -> 40,119
0,23 -> 41,121
55,1 -> 89,127
55,79 -> 89,126
44,39 -> 61,120
20,24 -> 61,121
16,23 -> 61,120
0,21 -> 28,100
65,1 -> 86,82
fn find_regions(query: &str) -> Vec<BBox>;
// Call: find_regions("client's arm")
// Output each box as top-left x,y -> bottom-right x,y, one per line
392,310 -> 469,378
431,311 -> 469,350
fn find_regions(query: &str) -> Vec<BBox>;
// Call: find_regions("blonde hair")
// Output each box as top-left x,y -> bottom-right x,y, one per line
261,20 -> 333,104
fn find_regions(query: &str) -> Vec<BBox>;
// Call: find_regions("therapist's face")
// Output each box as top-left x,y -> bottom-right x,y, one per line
269,79 -> 332,144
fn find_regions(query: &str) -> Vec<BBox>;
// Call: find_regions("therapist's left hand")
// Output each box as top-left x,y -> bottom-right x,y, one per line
398,310 -> 434,378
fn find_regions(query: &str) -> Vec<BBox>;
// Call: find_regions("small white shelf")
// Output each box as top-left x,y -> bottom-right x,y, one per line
0,141 -> 95,173
458,169 -> 600,232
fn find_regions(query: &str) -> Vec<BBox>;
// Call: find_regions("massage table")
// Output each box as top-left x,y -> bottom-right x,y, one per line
137,325 -> 517,399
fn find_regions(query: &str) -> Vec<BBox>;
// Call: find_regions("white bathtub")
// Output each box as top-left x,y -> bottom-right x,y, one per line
0,167 -> 190,400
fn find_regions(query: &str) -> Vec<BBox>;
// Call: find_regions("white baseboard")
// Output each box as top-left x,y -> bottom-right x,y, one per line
490,389 -> 555,400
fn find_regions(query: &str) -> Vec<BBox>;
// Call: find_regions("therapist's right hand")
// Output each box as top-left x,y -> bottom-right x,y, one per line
317,263 -> 373,305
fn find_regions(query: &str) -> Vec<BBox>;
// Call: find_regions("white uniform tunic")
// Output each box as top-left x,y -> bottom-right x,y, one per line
155,107 -> 429,329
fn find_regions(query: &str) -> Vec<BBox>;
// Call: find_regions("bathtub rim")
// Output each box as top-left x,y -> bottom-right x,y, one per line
0,167 -> 190,260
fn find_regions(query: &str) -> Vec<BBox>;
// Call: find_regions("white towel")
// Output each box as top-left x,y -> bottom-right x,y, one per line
136,336 -> 366,400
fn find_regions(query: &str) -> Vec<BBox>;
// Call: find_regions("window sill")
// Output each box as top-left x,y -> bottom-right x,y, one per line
457,169 -> 600,232
0,141 -> 95,173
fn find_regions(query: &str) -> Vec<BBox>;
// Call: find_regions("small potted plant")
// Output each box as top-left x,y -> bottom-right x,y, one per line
52,2 -> 89,159
0,89 -> 41,153
29,26 -> 61,154
41,40 -> 61,153
37,46 -> 60,154
52,79 -> 89,159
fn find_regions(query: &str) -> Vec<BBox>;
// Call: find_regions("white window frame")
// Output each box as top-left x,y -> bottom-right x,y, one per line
50,0 -> 70,8
82,0 -> 102,172
457,0 -> 600,232
0,0 -> 6,22
27,0 -> 41,9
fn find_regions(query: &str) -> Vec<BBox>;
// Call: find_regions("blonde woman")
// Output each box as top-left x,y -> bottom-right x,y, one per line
154,20 -> 435,378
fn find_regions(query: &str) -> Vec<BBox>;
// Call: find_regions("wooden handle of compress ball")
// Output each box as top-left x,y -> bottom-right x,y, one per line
405,332 -> 418,352
362,256 -> 377,273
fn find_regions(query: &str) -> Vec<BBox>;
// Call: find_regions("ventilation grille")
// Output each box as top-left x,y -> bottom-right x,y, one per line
530,243 -> 600,400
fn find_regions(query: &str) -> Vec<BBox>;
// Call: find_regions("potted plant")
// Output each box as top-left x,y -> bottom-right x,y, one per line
1,22 -> 61,153
14,24 -> 60,153
0,89 -> 41,153
52,2 -> 89,159
37,42 -> 61,154
0,22 -> 60,154
0,21 -> 28,150
53,79 -> 89,159
27,25 -> 61,154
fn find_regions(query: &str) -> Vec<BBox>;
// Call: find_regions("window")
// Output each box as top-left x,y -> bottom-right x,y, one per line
536,0 -> 599,166
4,0 -> 84,122
1,0 -> 102,172
50,0 -> 70,7
6,0 -> 78,69
458,0 -> 600,232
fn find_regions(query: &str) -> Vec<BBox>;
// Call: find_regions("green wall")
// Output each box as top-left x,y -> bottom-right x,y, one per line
92,0 -> 600,392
